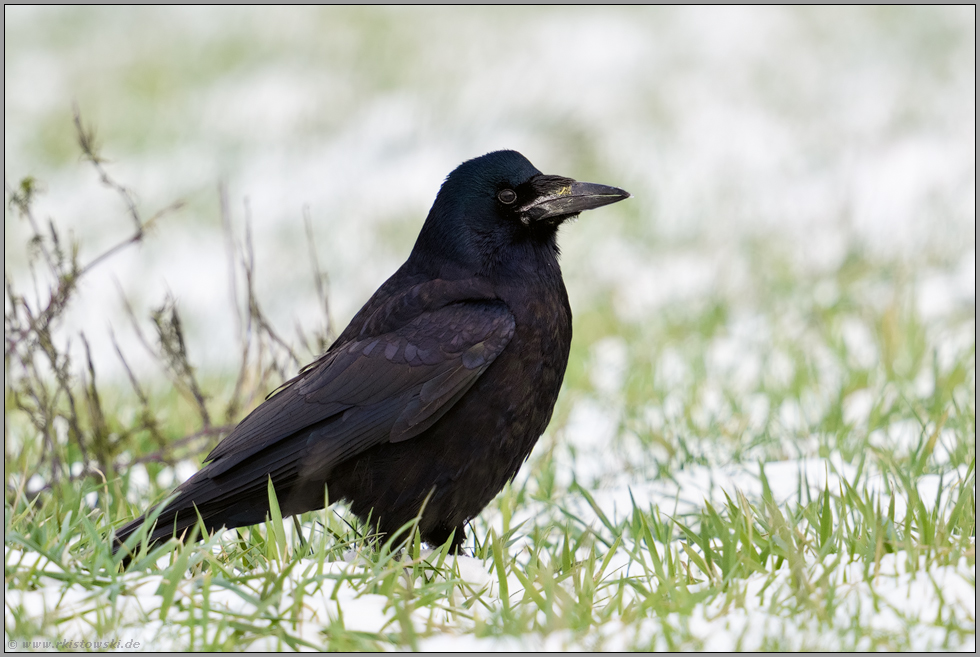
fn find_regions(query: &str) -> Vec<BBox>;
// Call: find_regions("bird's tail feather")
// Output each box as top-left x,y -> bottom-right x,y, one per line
111,451 -> 306,562
111,494 -> 201,560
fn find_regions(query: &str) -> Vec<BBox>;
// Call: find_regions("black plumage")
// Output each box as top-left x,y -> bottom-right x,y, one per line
114,150 -> 629,556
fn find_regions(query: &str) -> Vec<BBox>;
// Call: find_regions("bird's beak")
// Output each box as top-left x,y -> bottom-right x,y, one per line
524,179 -> 631,222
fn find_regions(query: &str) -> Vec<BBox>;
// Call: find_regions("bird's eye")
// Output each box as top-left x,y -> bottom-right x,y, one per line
497,189 -> 517,205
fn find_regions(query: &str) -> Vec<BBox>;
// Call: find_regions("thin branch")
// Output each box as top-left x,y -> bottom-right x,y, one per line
129,423 -> 235,466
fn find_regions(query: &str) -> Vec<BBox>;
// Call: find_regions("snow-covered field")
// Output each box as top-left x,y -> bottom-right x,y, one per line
5,6 -> 975,651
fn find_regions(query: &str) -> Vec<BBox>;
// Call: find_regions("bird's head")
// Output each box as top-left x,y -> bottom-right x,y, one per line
409,150 -> 630,279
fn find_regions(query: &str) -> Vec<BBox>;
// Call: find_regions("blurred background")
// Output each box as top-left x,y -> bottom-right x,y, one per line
5,5 -> 975,378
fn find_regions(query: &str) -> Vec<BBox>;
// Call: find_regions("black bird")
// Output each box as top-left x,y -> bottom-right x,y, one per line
114,150 -> 629,556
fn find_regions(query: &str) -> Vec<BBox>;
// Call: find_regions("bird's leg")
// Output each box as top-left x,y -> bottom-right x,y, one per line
292,515 -> 308,552
448,527 -> 467,555
425,522 -> 467,554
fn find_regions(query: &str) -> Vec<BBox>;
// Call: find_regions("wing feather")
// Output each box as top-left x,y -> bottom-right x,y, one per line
206,298 -> 514,478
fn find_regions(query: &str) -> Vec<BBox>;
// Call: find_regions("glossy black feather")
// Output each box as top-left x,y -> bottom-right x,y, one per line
114,150 -> 628,557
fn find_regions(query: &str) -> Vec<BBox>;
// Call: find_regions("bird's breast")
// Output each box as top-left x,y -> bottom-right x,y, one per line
479,276 -> 572,456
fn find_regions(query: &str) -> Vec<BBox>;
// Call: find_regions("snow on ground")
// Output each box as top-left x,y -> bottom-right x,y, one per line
5,457 -> 975,650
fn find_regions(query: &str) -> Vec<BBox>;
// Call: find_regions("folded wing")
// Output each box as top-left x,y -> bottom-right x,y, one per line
207,299 -> 514,475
